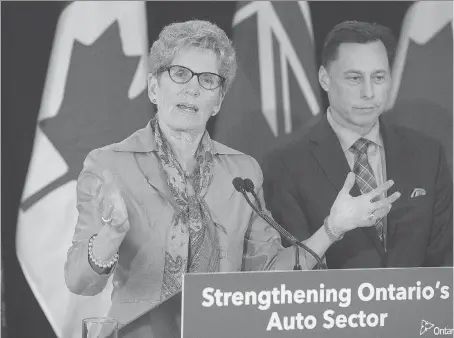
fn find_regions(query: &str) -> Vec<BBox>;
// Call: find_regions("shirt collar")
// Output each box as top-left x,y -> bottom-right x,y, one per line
327,107 -> 383,152
109,119 -> 241,155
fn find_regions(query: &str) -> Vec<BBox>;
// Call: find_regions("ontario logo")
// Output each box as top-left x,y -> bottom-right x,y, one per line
421,320 -> 435,335
420,319 -> 453,336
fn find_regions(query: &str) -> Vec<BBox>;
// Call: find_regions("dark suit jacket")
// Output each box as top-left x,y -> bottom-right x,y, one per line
262,113 -> 453,268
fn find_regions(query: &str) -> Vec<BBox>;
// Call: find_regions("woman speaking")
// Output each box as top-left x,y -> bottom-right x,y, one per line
64,20 -> 399,335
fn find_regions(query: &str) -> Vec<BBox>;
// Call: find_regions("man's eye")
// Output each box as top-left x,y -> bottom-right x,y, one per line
347,76 -> 361,82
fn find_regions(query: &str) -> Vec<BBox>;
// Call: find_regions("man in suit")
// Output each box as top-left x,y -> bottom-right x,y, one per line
262,21 -> 453,269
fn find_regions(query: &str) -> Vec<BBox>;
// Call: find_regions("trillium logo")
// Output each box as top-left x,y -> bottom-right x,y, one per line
420,320 -> 434,335
420,319 -> 454,336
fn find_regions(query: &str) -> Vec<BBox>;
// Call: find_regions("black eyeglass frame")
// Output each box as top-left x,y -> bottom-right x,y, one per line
158,65 -> 226,90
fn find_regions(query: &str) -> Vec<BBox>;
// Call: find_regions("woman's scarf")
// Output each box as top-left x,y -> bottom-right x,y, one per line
151,117 -> 222,299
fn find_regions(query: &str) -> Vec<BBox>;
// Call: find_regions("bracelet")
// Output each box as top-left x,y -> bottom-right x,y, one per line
323,217 -> 344,243
88,234 -> 119,269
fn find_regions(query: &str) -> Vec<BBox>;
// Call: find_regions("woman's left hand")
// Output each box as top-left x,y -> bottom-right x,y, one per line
327,172 -> 401,237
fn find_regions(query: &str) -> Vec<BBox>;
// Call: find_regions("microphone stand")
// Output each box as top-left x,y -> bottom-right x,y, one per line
239,184 -> 326,270
260,212 -> 302,270
243,182 -> 301,270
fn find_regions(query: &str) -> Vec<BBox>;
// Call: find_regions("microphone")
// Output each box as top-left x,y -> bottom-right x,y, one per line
232,177 -> 246,193
243,178 -> 262,211
233,177 -> 326,270
244,178 -> 304,268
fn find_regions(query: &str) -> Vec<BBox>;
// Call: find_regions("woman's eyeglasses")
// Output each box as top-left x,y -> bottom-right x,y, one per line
160,65 -> 225,90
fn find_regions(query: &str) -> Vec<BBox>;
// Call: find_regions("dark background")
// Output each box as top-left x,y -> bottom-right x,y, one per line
2,2 -> 413,337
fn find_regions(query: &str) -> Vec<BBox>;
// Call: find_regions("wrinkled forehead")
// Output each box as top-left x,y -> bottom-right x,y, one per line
329,41 -> 390,74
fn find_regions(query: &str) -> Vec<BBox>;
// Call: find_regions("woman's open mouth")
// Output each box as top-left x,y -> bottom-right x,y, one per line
176,103 -> 199,113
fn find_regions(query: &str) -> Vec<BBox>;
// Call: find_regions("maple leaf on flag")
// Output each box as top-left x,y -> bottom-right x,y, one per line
16,3 -> 150,337
21,21 -> 152,211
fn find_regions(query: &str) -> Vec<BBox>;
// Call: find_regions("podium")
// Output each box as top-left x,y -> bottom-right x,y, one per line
118,292 -> 181,338
114,267 -> 453,338
182,268 -> 453,338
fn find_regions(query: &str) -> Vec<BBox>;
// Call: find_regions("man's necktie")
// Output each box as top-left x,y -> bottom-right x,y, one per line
350,138 -> 384,244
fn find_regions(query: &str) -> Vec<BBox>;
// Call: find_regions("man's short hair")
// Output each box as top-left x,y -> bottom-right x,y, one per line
321,21 -> 397,69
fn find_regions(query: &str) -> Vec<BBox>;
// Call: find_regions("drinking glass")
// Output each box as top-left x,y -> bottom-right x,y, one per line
82,317 -> 118,338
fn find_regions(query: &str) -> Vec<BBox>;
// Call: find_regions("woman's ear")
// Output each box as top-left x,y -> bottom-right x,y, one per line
318,66 -> 330,92
211,91 -> 225,117
148,73 -> 158,103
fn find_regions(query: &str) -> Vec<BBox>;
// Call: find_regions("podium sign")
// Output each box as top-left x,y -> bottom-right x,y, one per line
182,267 -> 453,338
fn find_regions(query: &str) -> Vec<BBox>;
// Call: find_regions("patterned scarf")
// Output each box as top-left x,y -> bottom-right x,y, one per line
151,117 -> 222,299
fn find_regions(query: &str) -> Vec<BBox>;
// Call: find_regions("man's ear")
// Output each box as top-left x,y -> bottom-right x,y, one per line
148,73 -> 158,103
318,66 -> 330,92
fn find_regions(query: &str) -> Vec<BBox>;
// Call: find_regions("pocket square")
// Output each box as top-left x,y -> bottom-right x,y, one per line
410,188 -> 426,198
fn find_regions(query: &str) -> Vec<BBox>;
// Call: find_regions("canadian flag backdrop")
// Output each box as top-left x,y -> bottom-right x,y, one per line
16,3 -> 151,337
2,2 -> 451,338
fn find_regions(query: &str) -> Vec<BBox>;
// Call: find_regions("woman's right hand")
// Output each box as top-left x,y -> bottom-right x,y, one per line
327,172 -> 401,238
89,170 -> 129,272
95,169 -> 129,234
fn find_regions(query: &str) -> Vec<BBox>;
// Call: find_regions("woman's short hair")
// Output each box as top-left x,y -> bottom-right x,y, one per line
149,20 -> 237,93
321,21 -> 397,69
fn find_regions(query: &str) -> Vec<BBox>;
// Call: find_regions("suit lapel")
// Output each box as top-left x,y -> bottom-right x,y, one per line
308,114 -> 355,194
204,158 -> 235,225
134,152 -> 173,202
380,118 -> 411,245
308,115 -> 386,257
111,121 -> 174,201
126,125 -> 236,225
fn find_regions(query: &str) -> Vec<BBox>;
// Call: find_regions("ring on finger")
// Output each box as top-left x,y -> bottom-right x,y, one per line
102,215 -> 113,224
367,212 -> 376,221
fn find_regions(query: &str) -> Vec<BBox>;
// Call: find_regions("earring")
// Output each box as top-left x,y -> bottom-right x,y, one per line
152,99 -> 156,104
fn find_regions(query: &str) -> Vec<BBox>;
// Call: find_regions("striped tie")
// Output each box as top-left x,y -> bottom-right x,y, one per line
350,138 -> 384,244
